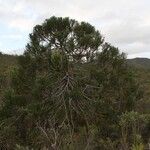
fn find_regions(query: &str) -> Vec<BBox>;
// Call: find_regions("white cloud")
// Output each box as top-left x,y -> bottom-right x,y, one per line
1,34 -> 23,39
0,0 -> 150,57
9,18 -> 35,32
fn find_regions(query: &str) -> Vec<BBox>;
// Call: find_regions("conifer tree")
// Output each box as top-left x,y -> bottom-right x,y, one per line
0,16 -> 145,149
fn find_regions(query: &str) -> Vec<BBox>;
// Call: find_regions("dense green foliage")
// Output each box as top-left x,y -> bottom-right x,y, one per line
0,17 -> 149,150
0,53 -> 17,102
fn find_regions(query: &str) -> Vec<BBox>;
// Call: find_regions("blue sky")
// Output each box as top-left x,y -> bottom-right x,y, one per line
0,0 -> 150,58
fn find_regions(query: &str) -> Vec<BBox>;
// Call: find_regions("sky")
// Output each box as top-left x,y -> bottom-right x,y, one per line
0,0 -> 150,58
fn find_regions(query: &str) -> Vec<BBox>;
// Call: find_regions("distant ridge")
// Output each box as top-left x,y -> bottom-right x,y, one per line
0,53 -> 18,74
0,52 -> 150,70
127,58 -> 150,69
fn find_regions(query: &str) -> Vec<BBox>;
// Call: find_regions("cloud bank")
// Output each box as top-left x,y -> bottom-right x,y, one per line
0,0 -> 150,57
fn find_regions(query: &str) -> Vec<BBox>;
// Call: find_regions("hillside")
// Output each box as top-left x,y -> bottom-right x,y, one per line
0,53 -> 18,99
0,53 -> 149,148
0,53 -> 17,74
128,58 -> 150,69
1,55 -> 149,112
1,54 -> 150,72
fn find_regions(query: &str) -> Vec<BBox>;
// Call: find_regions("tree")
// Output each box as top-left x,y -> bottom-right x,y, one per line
26,16 -> 103,64
0,16 -> 144,149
